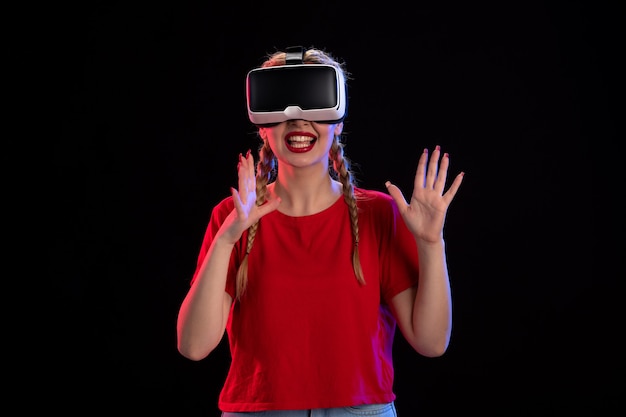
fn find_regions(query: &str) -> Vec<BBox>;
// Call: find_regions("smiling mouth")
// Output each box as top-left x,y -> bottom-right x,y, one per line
285,135 -> 317,152
287,135 -> 316,148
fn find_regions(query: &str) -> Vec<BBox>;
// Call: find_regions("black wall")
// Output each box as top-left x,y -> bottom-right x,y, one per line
37,1 -> 617,415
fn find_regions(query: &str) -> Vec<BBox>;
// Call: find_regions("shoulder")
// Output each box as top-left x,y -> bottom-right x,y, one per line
355,187 -> 396,210
210,195 -> 235,222
355,187 -> 391,200
354,187 -> 401,223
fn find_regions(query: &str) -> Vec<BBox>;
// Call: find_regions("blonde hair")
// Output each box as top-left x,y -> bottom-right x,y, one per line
235,48 -> 364,299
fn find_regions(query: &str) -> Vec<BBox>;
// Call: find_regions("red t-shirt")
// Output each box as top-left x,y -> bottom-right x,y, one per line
191,188 -> 419,412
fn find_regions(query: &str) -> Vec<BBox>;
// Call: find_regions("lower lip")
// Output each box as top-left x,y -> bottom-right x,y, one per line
285,140 -> 315,153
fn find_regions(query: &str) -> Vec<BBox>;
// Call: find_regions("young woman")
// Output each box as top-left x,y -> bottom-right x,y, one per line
177,47 -> 464,416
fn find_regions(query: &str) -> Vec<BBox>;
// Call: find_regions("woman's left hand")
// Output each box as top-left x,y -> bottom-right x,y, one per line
385,145 -> 464,244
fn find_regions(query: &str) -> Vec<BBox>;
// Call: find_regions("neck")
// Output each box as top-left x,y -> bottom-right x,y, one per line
270,172 -> 343,216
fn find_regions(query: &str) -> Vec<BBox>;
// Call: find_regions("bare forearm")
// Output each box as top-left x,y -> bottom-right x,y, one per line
412,239 -> 452,356
177,238 -> 234,360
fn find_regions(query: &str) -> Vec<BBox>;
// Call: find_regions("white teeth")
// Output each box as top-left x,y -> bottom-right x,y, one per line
287,136 -> 314,148
288,136 -> 313,142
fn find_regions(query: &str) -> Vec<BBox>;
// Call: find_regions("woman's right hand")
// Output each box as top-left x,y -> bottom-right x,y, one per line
218,150 -> 281,245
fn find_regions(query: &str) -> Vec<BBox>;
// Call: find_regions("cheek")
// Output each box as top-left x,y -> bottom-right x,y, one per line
265,129 -> 286,152
313,123 -> 335,138
260,128 -> 278,143
314,122 -> 342,138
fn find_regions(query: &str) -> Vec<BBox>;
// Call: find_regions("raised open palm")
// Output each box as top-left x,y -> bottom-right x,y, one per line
385,146 -> 464,244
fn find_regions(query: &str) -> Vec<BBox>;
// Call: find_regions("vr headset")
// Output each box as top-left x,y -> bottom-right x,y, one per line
246,47 -> 347,126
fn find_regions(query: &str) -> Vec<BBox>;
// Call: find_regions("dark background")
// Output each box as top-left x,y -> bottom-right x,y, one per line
36,0 -> 618,415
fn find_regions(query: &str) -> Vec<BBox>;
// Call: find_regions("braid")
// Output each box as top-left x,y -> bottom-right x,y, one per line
236,47 -> 357,296
330,135 -> 365,285
235,141 -> 276,300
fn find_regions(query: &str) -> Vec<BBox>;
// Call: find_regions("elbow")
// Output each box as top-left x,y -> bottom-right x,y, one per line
409,334 -> 450,358
416,341 -> 448,358
177,312 -> 226,361
177,327 -> 222,361
178,350 -> 209,362
177,339 -> 218,361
